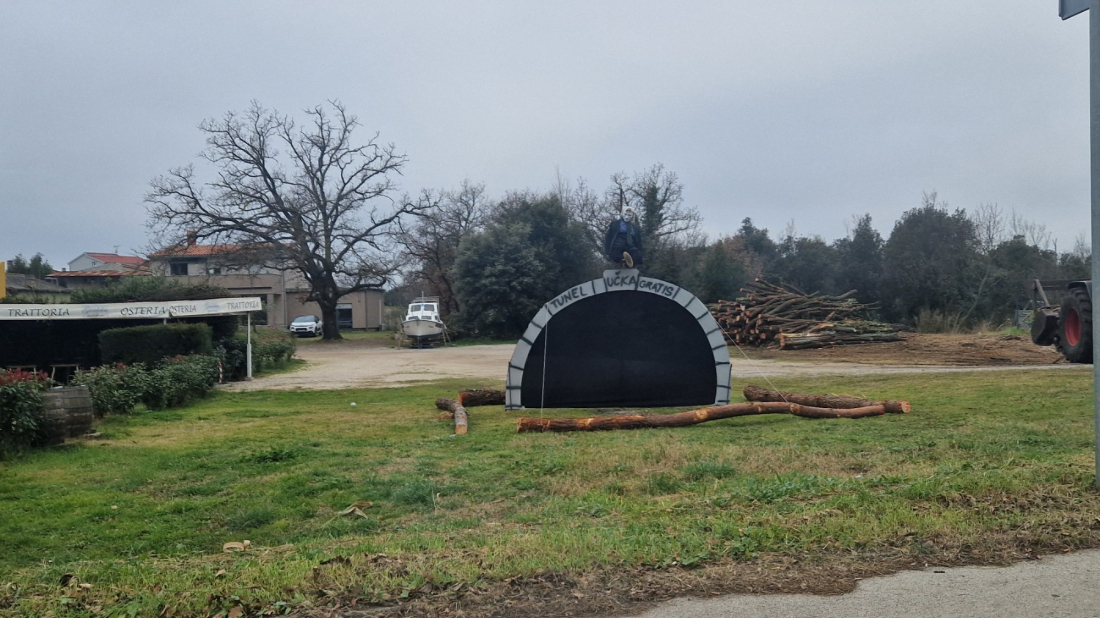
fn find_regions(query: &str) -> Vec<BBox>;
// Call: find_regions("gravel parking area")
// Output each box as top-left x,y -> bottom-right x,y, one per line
223,334 -> 1079,392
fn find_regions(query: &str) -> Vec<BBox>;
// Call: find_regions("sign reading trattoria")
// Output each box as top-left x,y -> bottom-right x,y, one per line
0,297 -> 263,320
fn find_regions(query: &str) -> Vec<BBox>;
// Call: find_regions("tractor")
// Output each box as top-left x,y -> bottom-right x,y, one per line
1030,279 -> 1093,364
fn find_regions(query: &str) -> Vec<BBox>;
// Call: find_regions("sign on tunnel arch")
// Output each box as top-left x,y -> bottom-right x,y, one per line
505,269 -> 731,410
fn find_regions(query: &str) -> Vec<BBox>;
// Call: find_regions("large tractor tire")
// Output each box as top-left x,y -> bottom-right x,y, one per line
1058,287 -> 1093,364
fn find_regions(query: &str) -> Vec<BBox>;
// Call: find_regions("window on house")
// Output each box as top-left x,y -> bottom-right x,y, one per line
169,262 -> 188,276
208,266 -> 222,275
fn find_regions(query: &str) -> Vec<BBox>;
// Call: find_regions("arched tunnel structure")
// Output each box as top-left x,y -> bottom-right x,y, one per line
505,269 -> 731,410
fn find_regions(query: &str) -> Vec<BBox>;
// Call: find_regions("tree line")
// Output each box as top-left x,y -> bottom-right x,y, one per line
141,100 -> 1089,340
395,181 -> 1091,338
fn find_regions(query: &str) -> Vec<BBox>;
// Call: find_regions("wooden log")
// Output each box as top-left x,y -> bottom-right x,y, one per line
434,397 -> 469,435
458,389 -> 505,407
778,332 -> 903,349
743,384 -> 911,414
516,402 -> 885,433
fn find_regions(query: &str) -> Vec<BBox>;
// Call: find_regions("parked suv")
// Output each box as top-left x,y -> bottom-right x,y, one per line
289,315 -> 322,337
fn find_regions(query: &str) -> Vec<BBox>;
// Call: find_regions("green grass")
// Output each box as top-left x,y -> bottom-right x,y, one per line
1,369 -> 1098,617
250,357 -> 307,378
294,329 -> 395,345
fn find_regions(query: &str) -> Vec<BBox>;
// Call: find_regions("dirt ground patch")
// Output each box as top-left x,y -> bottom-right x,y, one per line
225,333 -> 1071,392
303,540 -> 1099,618
743,333 -> 1066,367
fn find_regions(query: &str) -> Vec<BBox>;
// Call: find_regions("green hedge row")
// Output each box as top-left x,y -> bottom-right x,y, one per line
99,323 -> 214,365
214,330 -> 297,380
73,355 -> 221,416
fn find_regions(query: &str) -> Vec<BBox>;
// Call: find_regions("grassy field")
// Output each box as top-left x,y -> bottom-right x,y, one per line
1,369 -> 1098,617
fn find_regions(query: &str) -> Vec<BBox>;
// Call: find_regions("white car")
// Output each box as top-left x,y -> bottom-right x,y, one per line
289,315 -> 323,337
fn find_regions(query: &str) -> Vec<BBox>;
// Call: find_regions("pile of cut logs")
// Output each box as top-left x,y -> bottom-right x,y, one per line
709,279 -> 902,350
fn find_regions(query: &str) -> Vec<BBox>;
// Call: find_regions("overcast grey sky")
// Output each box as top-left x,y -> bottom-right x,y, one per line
0,1 -> 1091,268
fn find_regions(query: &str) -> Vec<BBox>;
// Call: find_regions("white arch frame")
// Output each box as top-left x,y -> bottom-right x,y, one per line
505,269 -> 731,410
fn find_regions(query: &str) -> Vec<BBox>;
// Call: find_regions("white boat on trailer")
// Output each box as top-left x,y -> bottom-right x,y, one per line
401,297 -> 446,347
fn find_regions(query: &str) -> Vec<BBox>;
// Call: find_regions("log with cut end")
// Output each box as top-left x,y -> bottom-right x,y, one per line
742,384 -> 910,414
516,402 -> 885,433
435,397 -> 468,435
458,389 -> 505,407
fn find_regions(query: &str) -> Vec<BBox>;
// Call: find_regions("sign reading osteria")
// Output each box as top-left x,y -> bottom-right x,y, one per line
0,297 -> 263,320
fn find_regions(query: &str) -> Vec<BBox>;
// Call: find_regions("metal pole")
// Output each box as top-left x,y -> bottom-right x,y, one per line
246,312 -> 253,381
1091,0 -> 1100,486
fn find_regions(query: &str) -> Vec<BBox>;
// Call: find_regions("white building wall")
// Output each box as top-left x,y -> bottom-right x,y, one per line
68,254 -> 103,272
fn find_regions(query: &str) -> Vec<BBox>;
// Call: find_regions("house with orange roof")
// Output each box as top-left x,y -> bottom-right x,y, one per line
146,235 -> 383,331
67,252 -> 146,273
51,252 -> 151,290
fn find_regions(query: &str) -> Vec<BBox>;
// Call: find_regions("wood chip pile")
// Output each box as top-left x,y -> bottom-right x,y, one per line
708,279 -> 903,350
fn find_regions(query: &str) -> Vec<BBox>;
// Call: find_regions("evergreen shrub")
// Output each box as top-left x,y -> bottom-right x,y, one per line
99,323 -> 213,365
0,370 -> 51,452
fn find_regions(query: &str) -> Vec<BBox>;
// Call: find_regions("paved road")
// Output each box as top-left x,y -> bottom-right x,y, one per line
636,550 -> 1100,618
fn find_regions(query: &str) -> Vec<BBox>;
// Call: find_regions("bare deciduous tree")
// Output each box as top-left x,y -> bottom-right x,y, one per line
971,202 -> 1006,255
146,101 -> 428,339
1009,208 -> 1053,251
564,164 -> 701,256
396,180 -> 489,316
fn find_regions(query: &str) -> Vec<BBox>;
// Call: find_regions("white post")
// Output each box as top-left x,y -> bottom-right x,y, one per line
246,312 -> 253,381
1090,0 -> 1100,487
1060,0 -> 1100,487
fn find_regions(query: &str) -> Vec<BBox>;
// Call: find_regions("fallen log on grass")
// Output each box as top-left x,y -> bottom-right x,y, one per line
516,402 -> 885,433
434,397 -> 468,435
743,384 -> 911,414
458,389 -> 505,407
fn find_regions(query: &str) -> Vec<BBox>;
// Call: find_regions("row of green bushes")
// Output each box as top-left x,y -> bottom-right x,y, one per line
77,327 -> 295,417
215,330 -> 297,380
97,322 -> 296,381
73,355 -> 221,416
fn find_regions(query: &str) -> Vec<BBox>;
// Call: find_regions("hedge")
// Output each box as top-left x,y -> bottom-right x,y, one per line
215,330 -> 297,380
73,355 -> 220,415
72,364 -> 150,417
69,277 -> 231,304
0,370 -> 51,453
99,323 -> 214,365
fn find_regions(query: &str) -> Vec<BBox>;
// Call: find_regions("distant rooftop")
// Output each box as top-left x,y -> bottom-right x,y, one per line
84,252 -> 145,266
5,273 -> 70,294
50,269 -> 151,278
151,243 -> 242,258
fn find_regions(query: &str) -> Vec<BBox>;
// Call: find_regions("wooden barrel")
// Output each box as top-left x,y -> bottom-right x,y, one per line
40,386 -> 95,439
36,407 -> 67,446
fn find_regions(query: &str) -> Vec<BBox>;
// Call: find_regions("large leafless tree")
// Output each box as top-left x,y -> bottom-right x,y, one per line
146,101 -> 427,339
396,180 -> 489,316
561,163 -> 702,253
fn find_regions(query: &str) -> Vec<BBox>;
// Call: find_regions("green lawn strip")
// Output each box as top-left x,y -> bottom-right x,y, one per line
1,370 -> 1097,617
250,357 -> 308,379
294,330 -> 395,345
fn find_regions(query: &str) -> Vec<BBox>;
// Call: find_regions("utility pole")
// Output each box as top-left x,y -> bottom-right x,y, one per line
1059,0 -> 1100,485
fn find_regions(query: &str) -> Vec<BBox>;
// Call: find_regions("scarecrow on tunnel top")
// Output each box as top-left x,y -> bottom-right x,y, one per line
603,205 -> 644,269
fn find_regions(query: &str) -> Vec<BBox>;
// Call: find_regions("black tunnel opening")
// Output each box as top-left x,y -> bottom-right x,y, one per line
521,291 -> 717,408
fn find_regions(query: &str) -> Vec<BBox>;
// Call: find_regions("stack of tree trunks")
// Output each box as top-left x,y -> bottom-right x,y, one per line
709,279 -> 902,350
